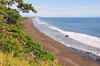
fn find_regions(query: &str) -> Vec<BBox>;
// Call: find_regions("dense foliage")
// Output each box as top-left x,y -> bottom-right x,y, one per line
0,0 -> 37,24
0,17 -> 59,65
0,0 -> 61,66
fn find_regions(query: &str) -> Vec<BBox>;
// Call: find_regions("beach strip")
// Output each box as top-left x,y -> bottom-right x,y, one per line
23,18 -> 100,66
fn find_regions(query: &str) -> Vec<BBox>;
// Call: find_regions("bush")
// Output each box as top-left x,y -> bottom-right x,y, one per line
0,22 -> 9,30
33,50 -> 55,61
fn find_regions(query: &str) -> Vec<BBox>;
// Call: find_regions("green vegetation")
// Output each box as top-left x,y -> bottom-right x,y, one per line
0,0 -> 61,66
0,51 -> 61,66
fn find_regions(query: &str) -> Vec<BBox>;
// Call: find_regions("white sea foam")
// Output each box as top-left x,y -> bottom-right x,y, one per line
49,26 -> 100,48
33,18 -> 100,57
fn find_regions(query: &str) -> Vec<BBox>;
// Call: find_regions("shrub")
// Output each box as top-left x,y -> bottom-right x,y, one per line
33,50 -> 56,61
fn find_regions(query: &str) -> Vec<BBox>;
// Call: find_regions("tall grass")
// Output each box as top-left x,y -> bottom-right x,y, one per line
0,51 -> 61,66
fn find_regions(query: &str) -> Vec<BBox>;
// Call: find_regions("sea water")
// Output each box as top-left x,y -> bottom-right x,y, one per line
33,17 -> 100,61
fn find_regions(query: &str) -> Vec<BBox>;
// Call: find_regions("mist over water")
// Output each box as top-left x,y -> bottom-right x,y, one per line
33,17 -> 100,59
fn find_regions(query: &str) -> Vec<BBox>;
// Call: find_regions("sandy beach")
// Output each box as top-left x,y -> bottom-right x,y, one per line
23,18 -> 100,66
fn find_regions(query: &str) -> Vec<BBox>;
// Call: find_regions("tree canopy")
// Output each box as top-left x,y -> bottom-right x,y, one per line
0,0 -> 37,24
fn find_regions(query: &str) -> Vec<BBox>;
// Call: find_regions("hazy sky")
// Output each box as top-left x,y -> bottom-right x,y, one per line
20,0 -> 100,17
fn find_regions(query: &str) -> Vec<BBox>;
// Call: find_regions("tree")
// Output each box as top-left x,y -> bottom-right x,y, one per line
0,0 -> 37,24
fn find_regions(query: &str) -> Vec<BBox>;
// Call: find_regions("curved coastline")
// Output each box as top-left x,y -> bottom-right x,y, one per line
23,18 -> 100,66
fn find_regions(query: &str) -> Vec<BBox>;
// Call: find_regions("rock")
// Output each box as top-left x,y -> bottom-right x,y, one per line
65,35 -> 68,37
85,52 -> 92,54
96,59 -> 100,62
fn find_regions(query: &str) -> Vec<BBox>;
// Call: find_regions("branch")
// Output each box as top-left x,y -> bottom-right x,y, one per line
18,9 -> 22,12
18,9 -> 24,12
8,3 -> 10,8
3,15 -> 8,23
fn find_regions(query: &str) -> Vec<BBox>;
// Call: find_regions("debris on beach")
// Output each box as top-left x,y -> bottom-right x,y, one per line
96,59 -> 100,62
65,35 -> 69,37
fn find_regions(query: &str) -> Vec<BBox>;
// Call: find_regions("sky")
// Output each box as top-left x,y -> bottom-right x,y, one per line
20,0 -> 100,17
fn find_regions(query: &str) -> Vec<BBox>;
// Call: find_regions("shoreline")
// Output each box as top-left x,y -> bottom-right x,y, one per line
23,18 -> 100,66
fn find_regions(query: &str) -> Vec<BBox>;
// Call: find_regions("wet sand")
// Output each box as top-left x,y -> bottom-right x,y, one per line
23,18 -> 100,66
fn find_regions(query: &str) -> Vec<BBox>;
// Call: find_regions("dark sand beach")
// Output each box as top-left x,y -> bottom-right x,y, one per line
23,18 -> 100,66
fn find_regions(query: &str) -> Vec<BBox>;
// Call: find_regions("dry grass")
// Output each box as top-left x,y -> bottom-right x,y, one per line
0,51 -> 62,66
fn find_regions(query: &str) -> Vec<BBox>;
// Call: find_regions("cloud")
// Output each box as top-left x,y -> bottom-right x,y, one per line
20,5 -> 100,17
34,5 -> 100,11
39,4 -> 44,6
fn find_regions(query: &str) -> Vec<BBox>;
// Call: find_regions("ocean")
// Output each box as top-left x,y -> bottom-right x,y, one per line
33,17 -> 100,61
